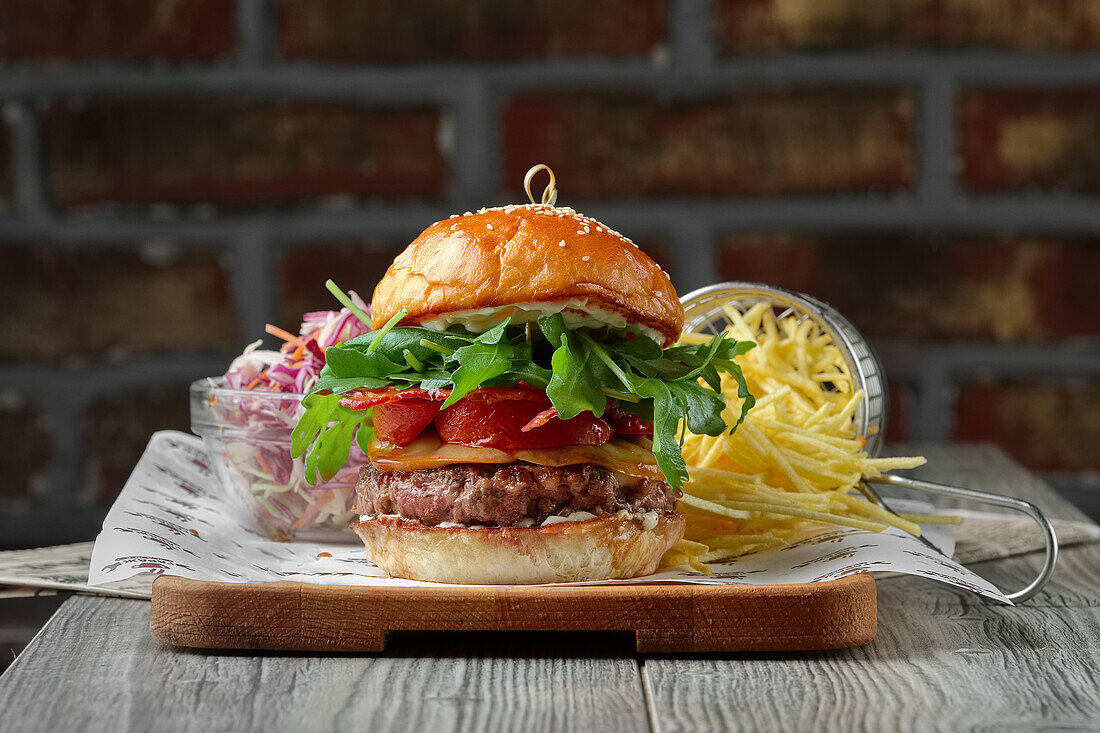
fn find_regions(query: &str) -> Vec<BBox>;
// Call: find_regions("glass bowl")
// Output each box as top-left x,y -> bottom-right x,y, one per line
190,378 -> 365,542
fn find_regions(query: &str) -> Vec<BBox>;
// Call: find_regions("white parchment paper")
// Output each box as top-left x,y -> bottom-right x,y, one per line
88,432 -> 1010,603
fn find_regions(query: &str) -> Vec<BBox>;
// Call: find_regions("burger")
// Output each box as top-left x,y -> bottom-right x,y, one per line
292,197 -> 752,584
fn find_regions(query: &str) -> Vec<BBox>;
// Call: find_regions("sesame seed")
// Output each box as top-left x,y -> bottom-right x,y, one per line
581,256 -> 591,262
486,224 -> 494,231
558,240 -> 566,247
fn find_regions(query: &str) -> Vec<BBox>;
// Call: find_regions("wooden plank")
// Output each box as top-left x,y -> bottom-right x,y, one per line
149,574 -> 877,653
644,543 -> 1100,732
0,594 -> 651,733
644,445 -> 1100,732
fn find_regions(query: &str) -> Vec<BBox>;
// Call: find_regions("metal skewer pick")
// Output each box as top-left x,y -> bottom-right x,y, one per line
680,281 -> 1058,603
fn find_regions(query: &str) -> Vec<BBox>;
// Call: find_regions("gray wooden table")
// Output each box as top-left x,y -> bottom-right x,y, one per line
2,445 -> 1098,732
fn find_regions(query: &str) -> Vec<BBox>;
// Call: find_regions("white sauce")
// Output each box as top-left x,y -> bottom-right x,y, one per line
362,510 -> 656,530
540,511 -> 598,527
417,299 -> 665,345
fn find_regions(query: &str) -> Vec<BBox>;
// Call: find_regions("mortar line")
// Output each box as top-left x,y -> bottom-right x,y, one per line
451,77 -> 496,208
912,356 -> 954,442
4,193 -> 1100,242
671,218 -> 717,292
3,100 -> 53,224
0,357 -> 232,394
917,74 -> 955,212
236,0 -> 275,67
2,54 -> 1100,98
232,225 -> 277,344
669,0 -> 715,74
39,386 -> 89,508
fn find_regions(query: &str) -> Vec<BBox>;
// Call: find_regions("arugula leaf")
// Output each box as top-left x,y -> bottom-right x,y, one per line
712,358 -> 756,431
677,333 -> 730,382
545,329 -> 608,419
418,378 -> 451,392
354,416 -> 375,453
293,289 -> 756,491
626,377 -> 688,488
441,340 -> 515,408
310,372 -> 390,395
607,333 -> 663,360
388,369 -> 454,384
491,365 -> 553,389
294,393 -> 372,483
475,320 -> 509,345
669,380 -> 728,436
324,347 -> 407,379
575,331 -> 634,391
537,312 -> 568,347
291,392 -> 340,458
341,327 -> 457,364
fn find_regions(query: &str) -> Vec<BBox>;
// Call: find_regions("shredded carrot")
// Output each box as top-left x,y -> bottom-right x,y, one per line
255,450 -> 272,476
294,490 -> 336,529
247,377 -> 262,390
265,323 -> 302,345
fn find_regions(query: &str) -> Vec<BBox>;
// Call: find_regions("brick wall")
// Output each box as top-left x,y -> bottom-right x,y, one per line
1,0 -> 1098,546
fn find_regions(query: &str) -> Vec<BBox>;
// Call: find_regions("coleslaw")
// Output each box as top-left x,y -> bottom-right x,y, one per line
191,292 -> 373,541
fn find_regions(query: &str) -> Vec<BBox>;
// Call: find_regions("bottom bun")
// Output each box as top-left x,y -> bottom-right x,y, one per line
351,511 -> 685,584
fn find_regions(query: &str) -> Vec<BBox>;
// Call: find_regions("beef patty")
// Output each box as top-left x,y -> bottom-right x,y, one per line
356,462 -> 676,527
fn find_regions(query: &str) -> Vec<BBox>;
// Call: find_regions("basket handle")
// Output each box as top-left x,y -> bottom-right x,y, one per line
867,474 -> 1059,603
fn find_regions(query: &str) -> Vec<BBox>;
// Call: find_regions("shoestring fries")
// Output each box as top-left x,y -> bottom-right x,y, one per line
663,303 -> 931,572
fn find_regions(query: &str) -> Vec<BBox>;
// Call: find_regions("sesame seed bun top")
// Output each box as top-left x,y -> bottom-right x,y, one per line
371,203 -> 684,347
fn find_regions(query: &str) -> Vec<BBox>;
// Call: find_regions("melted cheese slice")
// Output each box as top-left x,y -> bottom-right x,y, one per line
368,432 -> 663,481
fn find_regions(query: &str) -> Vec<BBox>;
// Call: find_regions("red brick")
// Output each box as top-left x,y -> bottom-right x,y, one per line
958,88 -> 1100,193
278,243 -> 406,327
0,245 -> 236,363
45,100 -> 447,209
717,233 -> 1100,342
278,0 -> 665,63
884,383 -> 912,444
715,0 -> 1100,53
83,386 -> 191,505
502,90 -> 914,198
0,0 -> 234,61
954,381 -> 1100,472
0,398 -> 51,502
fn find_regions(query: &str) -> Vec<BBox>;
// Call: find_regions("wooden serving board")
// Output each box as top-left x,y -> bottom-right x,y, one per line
150,574 -> 876,653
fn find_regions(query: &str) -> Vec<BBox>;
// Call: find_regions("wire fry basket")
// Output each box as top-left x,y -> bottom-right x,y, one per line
679,281 -> 1058,604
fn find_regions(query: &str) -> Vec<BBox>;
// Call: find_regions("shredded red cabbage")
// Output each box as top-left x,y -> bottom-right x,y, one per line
208,292 -> 372,539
